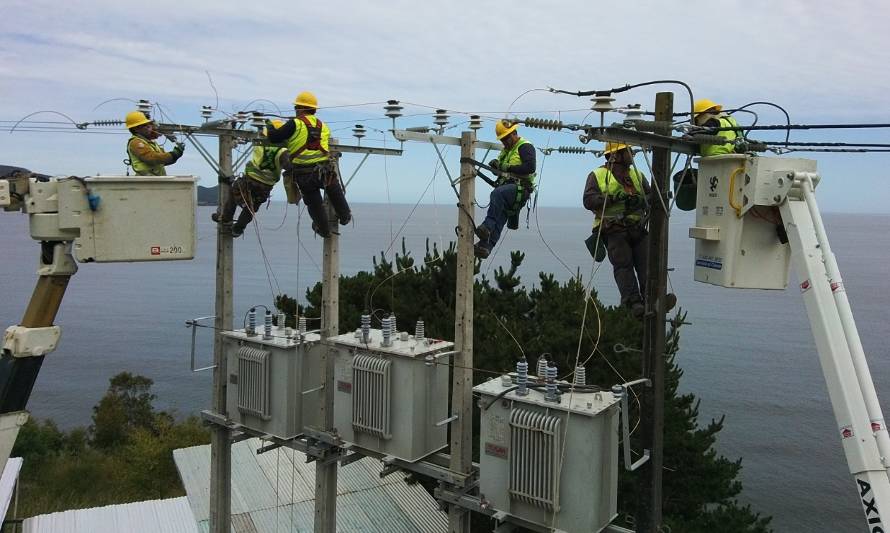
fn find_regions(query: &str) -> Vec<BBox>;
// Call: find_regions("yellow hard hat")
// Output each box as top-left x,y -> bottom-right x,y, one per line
294,91 -> 318,109
495,119 -> 518,140
603,142 -> 630,155
125,111 -> 152,129
694,99 -> 722,116
262,119 -> 284,136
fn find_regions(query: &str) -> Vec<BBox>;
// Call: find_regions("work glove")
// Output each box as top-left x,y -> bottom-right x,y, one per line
170,143 -> 185,161
488,159 -> 500,170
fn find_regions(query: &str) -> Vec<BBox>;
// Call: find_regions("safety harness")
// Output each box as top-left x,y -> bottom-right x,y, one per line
290,115 -> 329,162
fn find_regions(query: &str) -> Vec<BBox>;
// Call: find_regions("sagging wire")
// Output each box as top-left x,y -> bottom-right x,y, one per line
239,181 -> 284,301
548,79 -> 696,130
364,156 -> 450,316
8,110 -> 81,134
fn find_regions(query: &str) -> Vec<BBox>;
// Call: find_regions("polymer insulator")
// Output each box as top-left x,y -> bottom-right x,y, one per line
523,117 -> 564,131
469,115 -> 483,131
557,146 -> 588,154
91,119 -> 124,127
352,124 -> 366,139
201,106 -> 213,121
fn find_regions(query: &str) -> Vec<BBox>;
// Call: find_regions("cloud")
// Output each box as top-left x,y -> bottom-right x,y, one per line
2,0 -> 889,213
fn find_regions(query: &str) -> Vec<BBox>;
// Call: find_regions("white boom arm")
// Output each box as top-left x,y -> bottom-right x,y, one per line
691,155 -> 890,532
781,172 -> 890,531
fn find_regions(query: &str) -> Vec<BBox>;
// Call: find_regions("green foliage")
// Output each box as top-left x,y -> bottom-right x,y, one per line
11,372 -> 210,518
277,240 -> 772,533
90,372 -> 158,449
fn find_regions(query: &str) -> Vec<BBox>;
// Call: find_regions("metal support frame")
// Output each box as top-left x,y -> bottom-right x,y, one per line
343,153 -> 370,188
186,316 -> 217,372
635,92 -> 673,533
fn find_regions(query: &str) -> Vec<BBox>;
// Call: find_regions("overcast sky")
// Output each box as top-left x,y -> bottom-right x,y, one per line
2,0 -> 889,213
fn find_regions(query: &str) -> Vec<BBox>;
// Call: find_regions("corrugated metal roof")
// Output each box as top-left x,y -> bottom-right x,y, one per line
22,496 -> 199,533
174,439 -> 447,532
0,457 -> 22,520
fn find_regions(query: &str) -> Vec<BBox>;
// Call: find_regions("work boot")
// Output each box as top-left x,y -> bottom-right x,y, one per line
665,292 -> 678,312
211,212 -> 221,223
475,225 -> 491,243
339,213 -> 352,226
474,243 -> 491,259
312,222 -> 332,239
631,302 -> 645,320
231,225 -> 244,238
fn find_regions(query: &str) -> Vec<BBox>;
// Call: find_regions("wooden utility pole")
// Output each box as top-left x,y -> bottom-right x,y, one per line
315,194 -> 340,533
636,92 -> 673,533
209,132 -> 234,533
448,131 -> 477,533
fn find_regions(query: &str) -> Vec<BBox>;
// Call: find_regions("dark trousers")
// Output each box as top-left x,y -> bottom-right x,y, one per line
478,183 -> 518,250
603,224 -> 648,306
220,178 -> 273,232
291,161 -> 350,236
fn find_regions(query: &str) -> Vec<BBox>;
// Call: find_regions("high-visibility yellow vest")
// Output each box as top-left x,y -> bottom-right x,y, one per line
245,146 -> 287,186
701,115 -> 740,157
592,166 -> 645,228
496,137 -> 536,211
496,138 -> 536,183
127,136 -> 167,176
286,115 -> 331,166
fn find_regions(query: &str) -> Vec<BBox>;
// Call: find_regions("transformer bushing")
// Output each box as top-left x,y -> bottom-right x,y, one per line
415,319 -> 425,342
277,313 -> 286,330
537,356 -> 548,380
361,313 -> 371,344
545,363 -> 559,402
381,316 -> 392,347
389,313 -> 397,338
247,307 -> 257,336
263,310 -> 273,340
574,365 -> 587,386
298,316 -> 307,336
516,357 -> 529,396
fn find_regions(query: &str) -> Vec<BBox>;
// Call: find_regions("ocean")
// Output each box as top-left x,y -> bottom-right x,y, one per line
1,202 -> 887,532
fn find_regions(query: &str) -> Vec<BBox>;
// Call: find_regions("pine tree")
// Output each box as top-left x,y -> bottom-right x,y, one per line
276,241 -> 772,532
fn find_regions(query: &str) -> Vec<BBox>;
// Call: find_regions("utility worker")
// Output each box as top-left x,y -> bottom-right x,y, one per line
266,91 -> 351,238
124,111 -> 184,176
212,120 -> 293,237
693,99 -> 741,157
583,143 -> 650,318
474,120 -> 536,259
